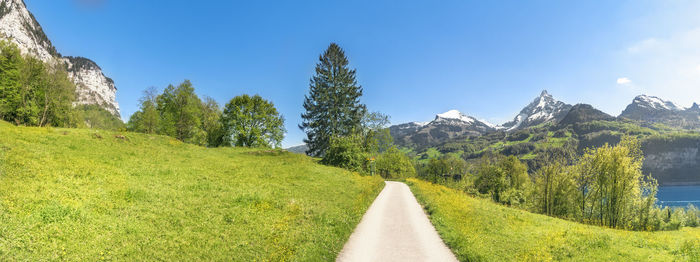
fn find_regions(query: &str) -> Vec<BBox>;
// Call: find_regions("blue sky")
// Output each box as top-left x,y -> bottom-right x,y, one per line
25,0 -> 700,147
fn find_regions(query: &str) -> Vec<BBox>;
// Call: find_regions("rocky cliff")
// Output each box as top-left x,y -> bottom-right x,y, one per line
643,137 -> 700,185
0,0 -> 120,116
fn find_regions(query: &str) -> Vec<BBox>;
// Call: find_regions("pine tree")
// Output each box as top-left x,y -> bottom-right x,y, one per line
300,43 -> 366,156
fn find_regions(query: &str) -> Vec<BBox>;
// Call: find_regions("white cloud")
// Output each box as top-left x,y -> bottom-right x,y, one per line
616,77 -> 631,85
618,27 -> 700,107
626,38 -> 659,54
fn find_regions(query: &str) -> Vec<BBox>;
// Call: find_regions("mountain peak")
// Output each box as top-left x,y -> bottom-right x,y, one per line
632,95 -> 683,111
559,104 -> 614,126
435,109 -> 474,124
502,90 -> 572,131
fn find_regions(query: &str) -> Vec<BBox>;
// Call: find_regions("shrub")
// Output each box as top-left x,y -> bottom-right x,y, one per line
419,155 -> 467,183
322,134 -> 368,172
474,154 -> 530,205
374,147 -> 416,179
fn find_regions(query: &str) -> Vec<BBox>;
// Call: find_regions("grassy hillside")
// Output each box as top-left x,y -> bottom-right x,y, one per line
406,178 -> 700,261
0,121 -> 384,260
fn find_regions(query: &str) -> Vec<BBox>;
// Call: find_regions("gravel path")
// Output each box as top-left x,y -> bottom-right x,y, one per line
336,181 -> 458,262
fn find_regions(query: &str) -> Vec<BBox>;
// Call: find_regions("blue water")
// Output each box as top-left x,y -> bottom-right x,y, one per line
657,186 -> 700,208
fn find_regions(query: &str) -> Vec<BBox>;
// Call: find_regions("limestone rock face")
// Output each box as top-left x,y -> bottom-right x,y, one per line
0,0 -> 120,116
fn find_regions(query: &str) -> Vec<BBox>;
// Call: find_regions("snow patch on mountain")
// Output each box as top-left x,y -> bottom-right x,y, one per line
633,95 -> 684,111
502,90 -> 572,131
436,109 -> 475,124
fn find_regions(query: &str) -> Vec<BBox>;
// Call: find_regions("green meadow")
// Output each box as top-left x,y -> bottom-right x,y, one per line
407,178 -> 700,261
0,121 -> 383,260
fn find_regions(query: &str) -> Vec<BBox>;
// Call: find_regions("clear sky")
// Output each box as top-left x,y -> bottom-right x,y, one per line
24,0 -> 700,147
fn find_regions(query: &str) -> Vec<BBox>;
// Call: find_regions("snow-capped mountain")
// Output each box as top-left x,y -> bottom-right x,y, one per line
627,95 -> 684,111
620,95 -> 700,129
501,90 -> 572,131
688,103 -> 700,114
389,110 -> 496,148
0,0 -> 120,116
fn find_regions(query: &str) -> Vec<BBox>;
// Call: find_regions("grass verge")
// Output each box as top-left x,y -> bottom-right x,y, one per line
406,178 -> 700,261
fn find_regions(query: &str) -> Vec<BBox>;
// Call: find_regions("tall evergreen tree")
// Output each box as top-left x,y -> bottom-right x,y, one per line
300,43 -> 366,156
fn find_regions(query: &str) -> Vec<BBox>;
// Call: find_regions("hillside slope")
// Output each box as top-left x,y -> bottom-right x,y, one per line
407,179 -> 700,261
0,122 -> 384,260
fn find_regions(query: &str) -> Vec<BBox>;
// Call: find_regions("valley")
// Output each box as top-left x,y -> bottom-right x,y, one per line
391,90 -> 700,186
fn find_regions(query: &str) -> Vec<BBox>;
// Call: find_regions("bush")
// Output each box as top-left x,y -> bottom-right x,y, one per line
686,205 -> 699,227
419,155 -> 467,183
74,104 -> 125,131
374,147 -> 416,179
474,154 -> 530,205
322,134 -> 368,172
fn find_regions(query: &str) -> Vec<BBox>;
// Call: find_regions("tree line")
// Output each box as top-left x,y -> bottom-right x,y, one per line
127,82 -> 285,148
126,42 -> 416,181
418,137 -> 699,231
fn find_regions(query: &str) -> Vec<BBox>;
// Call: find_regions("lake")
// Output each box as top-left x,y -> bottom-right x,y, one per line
657,185 -> 700,208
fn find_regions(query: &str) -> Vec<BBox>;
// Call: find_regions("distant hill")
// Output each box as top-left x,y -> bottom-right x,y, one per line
389,109 -> 496,150
286,144 -> 309,154
558,103 -> 615,126
620,95 -> 700,129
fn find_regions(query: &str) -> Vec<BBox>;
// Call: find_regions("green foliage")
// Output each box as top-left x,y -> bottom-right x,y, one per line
0,41 -> 23,121
419,155 -> 467,183
578,137 -> 649,229
474,155 -> 530,205
300,43 -> 367,156
128,82 -> 235,147
73,104 -> 125,131
156,80 -> 205,144
407,178 -> 700,261
362,112 -> 393,154
0,122 -> 384,260
374,147 -> 416,179
532,160 -> 577,218
127,87 -> 159,134
201,96 -> 224,147
0,41 -> 77,127
321,133 -> 368,172
221,94 -> 285,147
